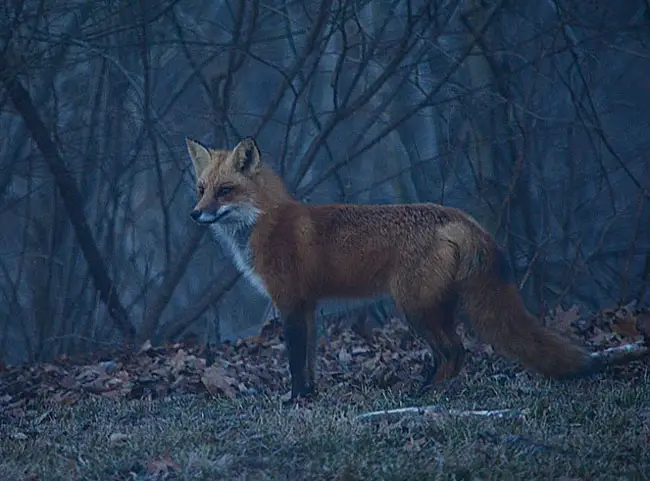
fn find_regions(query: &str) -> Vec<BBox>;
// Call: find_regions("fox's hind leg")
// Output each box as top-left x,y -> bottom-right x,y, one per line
403,297 -> 465,391
391,267 -> 465,393
390,239 -> 466,392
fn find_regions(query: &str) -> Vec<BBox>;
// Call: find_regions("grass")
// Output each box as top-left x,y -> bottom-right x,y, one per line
2,366 -> 649,481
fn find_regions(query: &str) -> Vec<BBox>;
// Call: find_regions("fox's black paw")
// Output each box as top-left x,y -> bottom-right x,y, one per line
417,380 -> 434,396
415,376 -> 462,398
435,378 -> 463,397
282,383 -> 318,405
416,364 -> 437,395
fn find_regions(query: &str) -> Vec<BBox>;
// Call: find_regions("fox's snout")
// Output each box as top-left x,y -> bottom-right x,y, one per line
189,209 -> 203,222
190,191 -> 226,224
189,207 -> 221,224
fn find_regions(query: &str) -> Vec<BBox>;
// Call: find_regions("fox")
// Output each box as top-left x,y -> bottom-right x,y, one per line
186,136 -> 603,401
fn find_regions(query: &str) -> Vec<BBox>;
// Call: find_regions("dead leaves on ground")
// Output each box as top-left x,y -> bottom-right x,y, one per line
0,304 -> 648,419
550,301 -> 649,348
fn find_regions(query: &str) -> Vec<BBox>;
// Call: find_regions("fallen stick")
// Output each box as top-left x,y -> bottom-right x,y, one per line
356,406 -> 529,423
590,340 -> 649,366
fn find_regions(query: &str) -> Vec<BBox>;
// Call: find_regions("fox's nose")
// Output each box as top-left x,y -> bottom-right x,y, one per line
189,210 -> 202,221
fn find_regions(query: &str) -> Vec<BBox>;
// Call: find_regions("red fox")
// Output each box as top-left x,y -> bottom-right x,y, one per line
186,137 -> 602,400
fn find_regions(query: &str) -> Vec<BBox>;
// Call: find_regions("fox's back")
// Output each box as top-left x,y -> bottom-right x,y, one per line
312,202 -> 470,240
250,202 -> 492,300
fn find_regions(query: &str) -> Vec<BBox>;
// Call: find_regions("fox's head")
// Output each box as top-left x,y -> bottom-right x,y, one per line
186,137 -> 264,226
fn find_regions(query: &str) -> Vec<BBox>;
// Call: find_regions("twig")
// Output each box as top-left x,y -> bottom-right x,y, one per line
590,340 -> 649,366
356,405 -> 529,423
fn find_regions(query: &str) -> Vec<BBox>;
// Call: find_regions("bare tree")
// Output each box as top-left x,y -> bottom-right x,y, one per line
1,0 -> 648,364
0,53 -> 135,342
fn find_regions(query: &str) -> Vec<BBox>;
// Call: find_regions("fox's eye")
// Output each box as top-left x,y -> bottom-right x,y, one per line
217,186 -> 233,197
197,185 -> 205,196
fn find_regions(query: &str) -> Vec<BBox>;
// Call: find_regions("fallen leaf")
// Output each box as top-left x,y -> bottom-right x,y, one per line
109,432 -> 130,446
589,332 -> 617,346
147,456 -> 181,475
201,365 -> 237,399
138,340 -> 153,354
215,453 -> 235,471
552,305 -> 580,332
611,311 -> 640,339
338,348 -> 352,365
170,349 -> 188,375
53,390 -> 81,406
405,437 -> 427,452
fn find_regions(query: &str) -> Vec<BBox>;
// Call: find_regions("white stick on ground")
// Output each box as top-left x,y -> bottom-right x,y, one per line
356,406 -> 529,422
590,340 -> 649,365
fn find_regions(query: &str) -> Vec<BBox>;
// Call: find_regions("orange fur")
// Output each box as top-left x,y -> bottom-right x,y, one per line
187,137 -> 597,399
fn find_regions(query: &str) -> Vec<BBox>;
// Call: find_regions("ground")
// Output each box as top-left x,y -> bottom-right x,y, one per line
1,304 -> 649,480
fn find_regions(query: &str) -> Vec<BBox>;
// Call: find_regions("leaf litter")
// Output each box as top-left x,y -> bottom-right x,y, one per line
0,303 -> 648,420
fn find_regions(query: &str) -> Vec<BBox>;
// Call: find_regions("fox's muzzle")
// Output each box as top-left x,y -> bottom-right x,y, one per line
190,209 -> 220,224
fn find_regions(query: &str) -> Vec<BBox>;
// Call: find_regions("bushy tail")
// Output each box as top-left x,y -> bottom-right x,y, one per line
459,249 -> 600,379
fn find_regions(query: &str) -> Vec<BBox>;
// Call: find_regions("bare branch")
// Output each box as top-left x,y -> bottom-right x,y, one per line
0,53 -> 135,342
139,223 -> 205,343
163,272 -> 242,342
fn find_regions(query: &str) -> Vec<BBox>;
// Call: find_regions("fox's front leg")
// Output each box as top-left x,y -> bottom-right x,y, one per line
304,309 -> 317,394
281,302 -> 317,400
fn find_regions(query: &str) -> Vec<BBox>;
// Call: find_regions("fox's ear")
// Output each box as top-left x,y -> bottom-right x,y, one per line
231,137 -> 261,175
185,138 -> 211,176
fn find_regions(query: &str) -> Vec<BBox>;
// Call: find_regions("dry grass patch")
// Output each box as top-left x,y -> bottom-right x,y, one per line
2,367 -> 649,481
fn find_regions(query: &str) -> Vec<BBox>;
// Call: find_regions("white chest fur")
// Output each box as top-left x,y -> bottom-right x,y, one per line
208,210 -> 270,298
